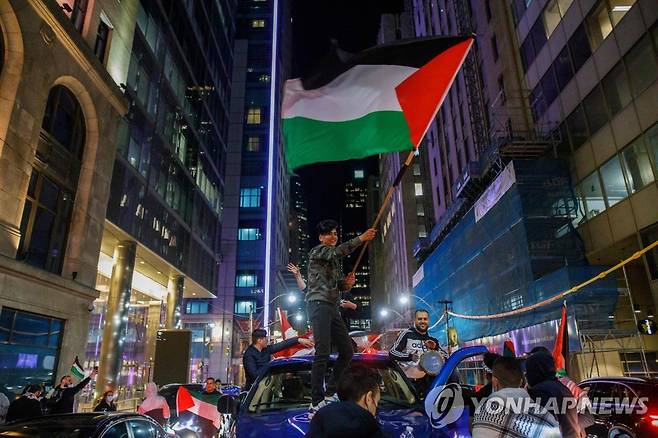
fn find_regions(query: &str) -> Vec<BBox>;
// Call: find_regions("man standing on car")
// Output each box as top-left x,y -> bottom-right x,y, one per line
389,309 -> 447,398
306,220 -> 376,419
243,329 -> 314,389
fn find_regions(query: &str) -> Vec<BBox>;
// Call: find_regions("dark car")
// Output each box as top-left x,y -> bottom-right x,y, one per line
578,377 -> 658,438
0,412 -> 169,437
217,347 -> 487,437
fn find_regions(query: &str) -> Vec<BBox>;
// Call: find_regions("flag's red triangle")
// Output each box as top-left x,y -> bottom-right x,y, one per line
395,38 -> 473,147
553,303 -> 568,371
176,386 -> 195,416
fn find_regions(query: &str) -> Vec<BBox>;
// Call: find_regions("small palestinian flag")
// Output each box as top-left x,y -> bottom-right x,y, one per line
503,339 -> 516,357
176,386 -> 222,429
282,36 -> 473,171
272,308 -> 314,358
70,356 -> 86,379
553,302 -> 569,374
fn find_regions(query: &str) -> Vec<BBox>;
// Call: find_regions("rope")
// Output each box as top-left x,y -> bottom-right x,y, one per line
447,239 -> 658,320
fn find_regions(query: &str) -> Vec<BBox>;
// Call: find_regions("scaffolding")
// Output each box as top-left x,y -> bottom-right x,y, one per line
578,265 -> 653,379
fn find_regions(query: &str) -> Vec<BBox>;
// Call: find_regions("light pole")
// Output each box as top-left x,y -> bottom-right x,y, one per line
200,322 -> 215,382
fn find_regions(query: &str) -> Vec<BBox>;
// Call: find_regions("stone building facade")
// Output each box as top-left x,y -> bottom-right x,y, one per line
0,0 -> 128,393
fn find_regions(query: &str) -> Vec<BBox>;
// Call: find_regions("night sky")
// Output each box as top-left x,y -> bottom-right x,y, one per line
290,0 -> 402,231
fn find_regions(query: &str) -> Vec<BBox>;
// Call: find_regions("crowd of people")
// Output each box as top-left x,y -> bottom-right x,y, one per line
0,219 -> 595,438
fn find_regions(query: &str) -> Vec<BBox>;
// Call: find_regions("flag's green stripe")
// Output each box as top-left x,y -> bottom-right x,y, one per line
70,367 -> 85,379
189,390 -> 222,404
283,111 -> 413,171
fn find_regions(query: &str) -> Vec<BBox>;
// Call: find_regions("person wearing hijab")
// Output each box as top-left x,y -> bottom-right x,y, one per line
94,390 -> 117,412
137,383 -> 170,426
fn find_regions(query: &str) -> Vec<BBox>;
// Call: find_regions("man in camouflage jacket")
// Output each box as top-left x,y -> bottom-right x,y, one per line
306,219 -> 376,418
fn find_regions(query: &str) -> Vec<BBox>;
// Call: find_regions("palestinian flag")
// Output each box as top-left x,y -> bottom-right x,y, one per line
176,386 -> 222,429
282,36 -> 473,171
272,308 -> 314,358
70,356 -> 85,379
503,339 -> 516,357
553,302 -> 569,373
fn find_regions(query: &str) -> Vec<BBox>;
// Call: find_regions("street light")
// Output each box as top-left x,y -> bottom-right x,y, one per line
288,294 -> 297,304
295,313 -> 303,322
380,308 -> 404,319
399,293 -> 435,311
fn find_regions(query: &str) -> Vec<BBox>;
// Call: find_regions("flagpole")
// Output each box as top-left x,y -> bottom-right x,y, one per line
350,149 -> 416,276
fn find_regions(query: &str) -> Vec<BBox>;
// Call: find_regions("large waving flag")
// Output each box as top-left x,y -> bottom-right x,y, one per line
176,386 -> 222,429
282,36 -> 473,170
272,308 -> 314,358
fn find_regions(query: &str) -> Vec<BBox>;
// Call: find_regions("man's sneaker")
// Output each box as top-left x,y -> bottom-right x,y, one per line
324,393 -> 340,404
307,402 -> 321,420
307,394 -> 339,419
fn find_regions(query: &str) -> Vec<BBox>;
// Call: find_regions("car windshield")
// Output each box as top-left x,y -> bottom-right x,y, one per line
247,358 -> 416,413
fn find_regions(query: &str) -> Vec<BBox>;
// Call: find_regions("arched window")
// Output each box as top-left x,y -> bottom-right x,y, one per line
18,86 -> 86,274
41,85 -> 86,159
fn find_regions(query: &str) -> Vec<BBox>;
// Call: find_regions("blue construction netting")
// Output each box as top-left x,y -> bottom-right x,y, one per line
414,159 -> 618,342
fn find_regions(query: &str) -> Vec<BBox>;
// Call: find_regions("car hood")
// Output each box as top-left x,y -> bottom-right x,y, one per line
235,406 -> 432,437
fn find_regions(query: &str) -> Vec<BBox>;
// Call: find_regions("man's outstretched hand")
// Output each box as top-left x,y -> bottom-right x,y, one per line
298,338 -> 314,348
358,228 -> 377,242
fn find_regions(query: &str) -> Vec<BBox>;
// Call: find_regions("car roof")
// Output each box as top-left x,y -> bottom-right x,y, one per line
269,352 -> 390,366
2,412 -> 142,427
579,377 -> 658,385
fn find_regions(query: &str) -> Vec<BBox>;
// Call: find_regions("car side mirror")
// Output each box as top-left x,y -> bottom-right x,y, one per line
217,394 -> 240,415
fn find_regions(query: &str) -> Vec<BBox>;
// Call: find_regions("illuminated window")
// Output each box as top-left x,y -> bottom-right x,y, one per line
245,136 -> 260,152
235,299 -> 257,314
238,228 -> 261,240
258,74 -> 271,82
236,273 -> 258,287
185,300 -> 209,314
414,183 -> 423,196
251,19 -> 265,28
246,107 -> 261,124
354,170 -> 364,179
240,188 -> 261,207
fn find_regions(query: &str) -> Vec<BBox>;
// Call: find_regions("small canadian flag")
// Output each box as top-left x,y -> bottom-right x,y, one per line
272,307 -> 314,358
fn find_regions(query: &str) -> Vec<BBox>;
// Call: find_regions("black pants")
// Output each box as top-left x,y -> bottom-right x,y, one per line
308,300 -> 353,404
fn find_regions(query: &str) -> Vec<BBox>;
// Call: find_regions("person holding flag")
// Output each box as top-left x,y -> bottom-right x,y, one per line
281,33 -> 473,419
306,221 -> 376,418
48,356 -> 96,414
242,328 -> 314,389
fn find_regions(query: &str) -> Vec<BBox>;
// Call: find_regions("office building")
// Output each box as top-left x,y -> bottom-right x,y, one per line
0,0 -> 129,395
221,0 -> 291,384
85,0 -> 236,393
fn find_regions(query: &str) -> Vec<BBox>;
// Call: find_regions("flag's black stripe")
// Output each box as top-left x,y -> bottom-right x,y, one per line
301,35 -> 472,90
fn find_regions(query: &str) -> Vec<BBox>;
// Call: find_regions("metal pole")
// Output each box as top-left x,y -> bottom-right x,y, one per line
438,300 -> 452,354
622,264 -> 650,376
201,325 -> 207,383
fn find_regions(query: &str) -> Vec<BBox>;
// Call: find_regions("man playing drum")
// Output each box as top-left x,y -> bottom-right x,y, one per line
389,309 -> 448,397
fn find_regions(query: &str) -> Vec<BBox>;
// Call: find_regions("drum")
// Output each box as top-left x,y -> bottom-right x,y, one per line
418,351 -> 444,376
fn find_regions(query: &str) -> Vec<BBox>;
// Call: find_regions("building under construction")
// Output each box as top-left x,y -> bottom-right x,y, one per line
377,0 -> 658,381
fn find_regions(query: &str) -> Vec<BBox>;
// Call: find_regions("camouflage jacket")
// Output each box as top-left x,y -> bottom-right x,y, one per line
305,237 -> 362,304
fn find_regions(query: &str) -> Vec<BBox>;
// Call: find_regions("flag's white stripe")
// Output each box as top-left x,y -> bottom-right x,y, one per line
284,327 -> 297,339
282,64 -> 417,122
189,399 -> 222,428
